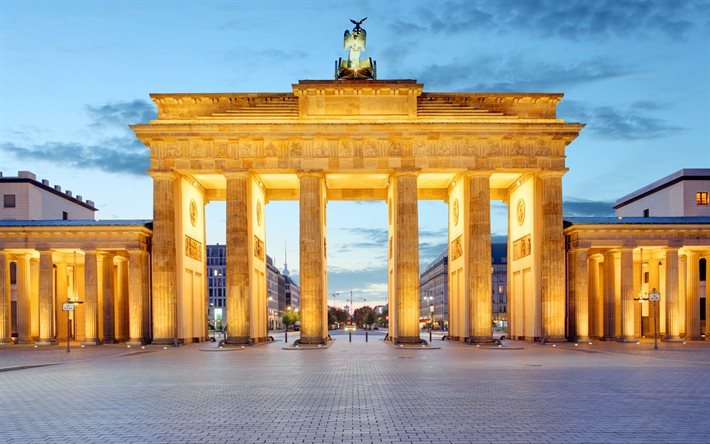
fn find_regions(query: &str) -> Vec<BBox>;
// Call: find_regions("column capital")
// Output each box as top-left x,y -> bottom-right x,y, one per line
392,168 -> 420,178
664,246 -> 681,253
464,169 -> 493,178
148,169 -> 177,180
297,170 -> 325,179
619,246 -> 636,253
684,249 -> 701,259
223,169 -> 250,180
538,169 -> 567,179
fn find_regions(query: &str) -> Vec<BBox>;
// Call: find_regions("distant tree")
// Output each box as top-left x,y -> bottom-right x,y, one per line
353,306 -> 375,328
281,311 -> 299,331
364,311 -> 377,328
329,307 -> 350,324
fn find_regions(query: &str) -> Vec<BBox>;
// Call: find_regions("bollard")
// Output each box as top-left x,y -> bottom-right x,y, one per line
349,331 -> 352,343
429,330 -> 432,343
366,331 -> 368,342
285,330 -> 288,343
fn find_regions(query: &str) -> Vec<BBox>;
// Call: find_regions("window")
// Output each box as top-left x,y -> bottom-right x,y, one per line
642,208 -> 650,217
3,194 -> 16,208
697,192 -> 709,206
701,258 -> 707,282
62,211 -> 69,220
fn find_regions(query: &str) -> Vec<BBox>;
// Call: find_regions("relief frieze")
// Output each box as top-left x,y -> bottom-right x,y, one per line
254,235 -> 265,261
184,235 -> 202,262
450,235 -> 463,261
512,234 -> 532,261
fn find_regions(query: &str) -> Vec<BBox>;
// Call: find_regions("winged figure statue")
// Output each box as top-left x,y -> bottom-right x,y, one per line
335,18 -> 376,80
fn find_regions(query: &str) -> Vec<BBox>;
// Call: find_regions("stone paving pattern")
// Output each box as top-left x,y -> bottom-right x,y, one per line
1,334 -> 708,443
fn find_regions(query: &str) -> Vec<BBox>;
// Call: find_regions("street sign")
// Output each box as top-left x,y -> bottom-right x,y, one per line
62,303 -> 75,311
649,293 -> 661,302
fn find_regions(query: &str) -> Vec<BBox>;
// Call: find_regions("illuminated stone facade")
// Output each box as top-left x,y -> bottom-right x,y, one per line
132,79 -> 583,345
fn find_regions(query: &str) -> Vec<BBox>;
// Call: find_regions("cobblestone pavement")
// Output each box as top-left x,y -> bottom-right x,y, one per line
1,335 -> 708,443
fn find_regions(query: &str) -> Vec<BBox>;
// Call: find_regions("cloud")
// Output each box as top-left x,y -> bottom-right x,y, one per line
2,138 -> 149,176
563,198 -> 615,217
558,100 -> 683,139
393,55 -> 633,91
86,100 -> 156,128
3,100 -> 154,176
394,0 -> 706,41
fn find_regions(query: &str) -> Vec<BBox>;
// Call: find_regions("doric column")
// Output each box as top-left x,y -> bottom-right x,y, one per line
15,254 -> 33,344
114,257 -> 128,342
663,248 -> 682,341
141,250 -> 151,342
150,171 -> 178,344
619,247 -> 636,342
392,169 -> 421,344
0,252 -> 11,344
127,250 -> 146,345
100,253 -> 116,343
36,250 -> 56,345
588,255 -> 601,338
539,172 -> 566,341
467,171 -> 492,343
82,250 -> 101,345
602,250 -> 617,340
572,248 -> 590,341
298,171 -> 327,344
685,250 -> 702,340
225,171 -> 251,344
54,262 -> 68,340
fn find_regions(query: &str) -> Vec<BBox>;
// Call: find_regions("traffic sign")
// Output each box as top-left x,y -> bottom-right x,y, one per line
649,293 -> 661,302
62,303 -> 75,311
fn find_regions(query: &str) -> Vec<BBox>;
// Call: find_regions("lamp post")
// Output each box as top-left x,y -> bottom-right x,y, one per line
285,305 -> 291,343
635,287 -> 661,351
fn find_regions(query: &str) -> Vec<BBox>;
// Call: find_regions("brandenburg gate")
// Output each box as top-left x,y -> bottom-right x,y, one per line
132,78 -> 583,346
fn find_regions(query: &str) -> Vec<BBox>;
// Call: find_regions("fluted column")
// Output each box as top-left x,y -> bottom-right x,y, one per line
466,171 -> 492,343
37,250 -> 56,345
82,250 -> 101,345
588,255 -> 601,338
114,257 -> 128,342
225,171 -> 251,344
685,251 -> 702,340
539,172 -> 566,341
15,254 -> 33,344
127,250 -> 146,345
572,248 -> 590,341
298,171 -> 327,344
663,248 -> 682,341
0,252 -> 11,344
392,169 -> 421,344
618,247 -> 636,342
100,253 -> 115,343
150,171 -> 178,344
141,250 -> 151,342
602,250 -> 617,340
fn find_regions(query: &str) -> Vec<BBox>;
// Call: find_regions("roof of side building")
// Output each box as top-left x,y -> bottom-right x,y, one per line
614,168 -> 710,209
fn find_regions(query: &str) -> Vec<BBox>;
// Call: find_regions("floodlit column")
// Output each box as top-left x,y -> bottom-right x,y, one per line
37,250 -> 56,345
114,258 -> 129,342
618,247 -> 636,342
572,248 -> 590,341
393,169 -> 421,344
539,172 -> 566,341
151,171 -> 178,344
0,252 -> 10,344
141,251 -> 151,342
467,171 -> 492,343
602,250 -> 617,340
704,254 -> 710,339
298,171 -> 327,344
685,250 -> 702,340
101,253 -> 116,343
663,248 -> 682,340
588,255 -> 601,338
82,251 -> 101,345
15,254 -> 33,344
127,250 -> 146,345
225,171 -> 251,344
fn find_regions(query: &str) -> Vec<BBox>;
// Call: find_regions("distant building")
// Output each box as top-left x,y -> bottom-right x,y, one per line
206,244 -> 226,329
615,169 -> 710,217
0,170 -> 97,221
266,255 -> 283,330
419,243 -> 508,331
282,256 -> 300,312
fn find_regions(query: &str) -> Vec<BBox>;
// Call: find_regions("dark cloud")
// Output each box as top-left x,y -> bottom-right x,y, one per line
2,138 -> 149,176
394,0 -> 706,41
558,100 -> 683,139
563,198 -> 615,217
86,99 -> 156,128
3,100 -> 154,176
392,55 -> 633,91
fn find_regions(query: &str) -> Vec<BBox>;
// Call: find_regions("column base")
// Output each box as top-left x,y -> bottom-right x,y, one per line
297,336 -> 327,345
82,339 -> 103,346
575,336 -> 591,343
35,338 -> 57,346
126,339 -> 144,346
617,337 -> 638,343
102,337 -> 118,344
224,336 -> 253,346
465,336 -> 495,344
542,335 -> 567,343
152,337 -> 182,346
0,338 -> 14,345
16,337 -> 34,344
686,336 -> 704,341
601,336 -> 617,341
394,336 -> 425,345
662,336 -> 684,342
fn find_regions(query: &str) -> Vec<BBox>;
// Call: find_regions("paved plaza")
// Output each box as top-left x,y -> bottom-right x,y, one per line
1,334 -> 709,443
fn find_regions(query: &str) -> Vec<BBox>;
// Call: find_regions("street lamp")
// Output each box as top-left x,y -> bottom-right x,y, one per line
634,287 -> 661,351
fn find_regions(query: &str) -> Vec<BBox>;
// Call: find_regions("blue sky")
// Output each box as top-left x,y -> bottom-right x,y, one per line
2,0 -> 709,308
